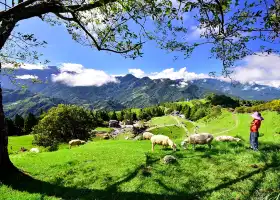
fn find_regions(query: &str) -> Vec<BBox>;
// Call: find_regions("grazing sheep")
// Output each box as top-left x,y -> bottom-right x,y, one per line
69,139 -> 86,149
30,148 -> 40,153
182,133 -> 213,150
150,135 -> 177,152
215,136 -> 241,142
143,132 -> 154,140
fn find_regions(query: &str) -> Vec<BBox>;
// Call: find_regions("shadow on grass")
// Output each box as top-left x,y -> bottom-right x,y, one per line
1,145 -> 280,200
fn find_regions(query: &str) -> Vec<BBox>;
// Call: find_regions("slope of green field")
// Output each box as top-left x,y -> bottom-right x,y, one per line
8,135 -> 34,154
149,116 -> 177,126
2,111 -> 280,200
149,125 -> 186,142
94,127 -> 114,132
1,139 -> 280,200
198,111 -> 280,142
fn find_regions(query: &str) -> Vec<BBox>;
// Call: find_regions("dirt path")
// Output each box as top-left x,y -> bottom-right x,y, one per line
171,116 -> 188,132
146,124 -> 178,131
146,112 -> 239,136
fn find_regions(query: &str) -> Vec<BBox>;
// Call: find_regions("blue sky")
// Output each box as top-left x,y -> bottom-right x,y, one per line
16,17 -> 222,75
3,1 -> 280,88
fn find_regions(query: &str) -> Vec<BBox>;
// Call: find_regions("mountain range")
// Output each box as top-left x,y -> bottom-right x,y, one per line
2,66 -> 280,118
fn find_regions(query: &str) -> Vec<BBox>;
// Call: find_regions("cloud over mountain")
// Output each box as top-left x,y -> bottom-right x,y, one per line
51,63 -> 118,87
231,53 -> 280,87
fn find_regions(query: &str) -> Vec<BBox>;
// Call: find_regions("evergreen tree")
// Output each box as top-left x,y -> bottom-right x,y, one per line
14,114 -> 24,136
5,118 -> 16,136
24,113 -> 38,134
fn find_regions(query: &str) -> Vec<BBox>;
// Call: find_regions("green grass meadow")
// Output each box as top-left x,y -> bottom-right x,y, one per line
2,111 -> 280,200
149,116 -> 178,126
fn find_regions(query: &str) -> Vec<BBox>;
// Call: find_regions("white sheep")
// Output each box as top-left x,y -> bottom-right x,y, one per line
143,132 -> 154,140
69,139 -> 86,149
181,133 -> 213,150
150,135 -> 177,152
215,136 -> 241,142
30,147 -> 40,153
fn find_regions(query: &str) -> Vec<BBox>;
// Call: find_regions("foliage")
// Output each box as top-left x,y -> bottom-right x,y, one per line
109,111 -> 117,120
235,100 -> 280,113
32,105 -> 96,147
206,93 -> 240,108
5,118 -> 16,136
23,113 -> 38,134
157,0 -> 280,75
14,114 -> 24,136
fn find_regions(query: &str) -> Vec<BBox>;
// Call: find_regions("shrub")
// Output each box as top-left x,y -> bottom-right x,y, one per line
32,104 -> 96,147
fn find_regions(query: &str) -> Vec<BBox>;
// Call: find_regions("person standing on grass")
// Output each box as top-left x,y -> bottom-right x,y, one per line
250,112 -> 264,151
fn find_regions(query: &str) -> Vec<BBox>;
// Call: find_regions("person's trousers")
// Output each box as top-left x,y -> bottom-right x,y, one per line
250,132 -> 259,151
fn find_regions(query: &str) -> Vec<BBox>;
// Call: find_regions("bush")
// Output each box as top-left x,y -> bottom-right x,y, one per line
32,104 -> 96,147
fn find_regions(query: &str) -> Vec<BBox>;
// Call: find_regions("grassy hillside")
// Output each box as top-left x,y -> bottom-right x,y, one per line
2,139 -> 280,200
198,110 -> 280,142
150,126 -> 186,141
8,135 -> 34,154
2,111 -> 280,200
149,116 -> 178,126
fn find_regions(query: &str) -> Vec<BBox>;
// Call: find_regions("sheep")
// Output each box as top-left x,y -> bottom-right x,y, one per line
150,135 -> 177,152
30,148 -> 40,153
143,132 -> 154,140
215,136 -> 241,142
69,139 -> 86,149
181,133 -> 213,150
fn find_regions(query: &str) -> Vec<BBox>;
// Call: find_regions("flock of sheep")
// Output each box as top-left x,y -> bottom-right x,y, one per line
143,131 -> 241,152
68,131 -> 241,151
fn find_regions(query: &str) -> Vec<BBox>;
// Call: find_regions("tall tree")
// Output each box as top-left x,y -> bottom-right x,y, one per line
5,118 -> 16,136
14,114 -> 24,136
23,113 -> 38,134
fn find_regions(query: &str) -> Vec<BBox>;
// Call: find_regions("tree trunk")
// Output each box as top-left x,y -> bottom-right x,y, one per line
0,19 -> 17,175
0,64 -> 16,174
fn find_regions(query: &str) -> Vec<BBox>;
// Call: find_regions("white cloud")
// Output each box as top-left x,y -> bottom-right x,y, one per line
126,67 -> 208,81
148,67 -> 209,81
128,68 -> 145,78
229,53 -> 280,87
3,63 -> 48,70
16,75 -> 38,80
58,63 -> 84,73
187,26 -> 206,40
52,63 -> 118,87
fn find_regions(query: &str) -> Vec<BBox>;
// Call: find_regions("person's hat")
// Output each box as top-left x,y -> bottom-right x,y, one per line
251,112 -> 264,120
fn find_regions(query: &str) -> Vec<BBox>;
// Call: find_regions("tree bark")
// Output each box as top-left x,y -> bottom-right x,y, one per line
0,20 -> 17,174
0,64 -> 17,174
0,84 -> 16,172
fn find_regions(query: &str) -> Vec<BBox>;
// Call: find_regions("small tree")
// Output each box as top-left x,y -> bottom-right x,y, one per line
110,111 -> 118,121
32,104 -> 96,147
